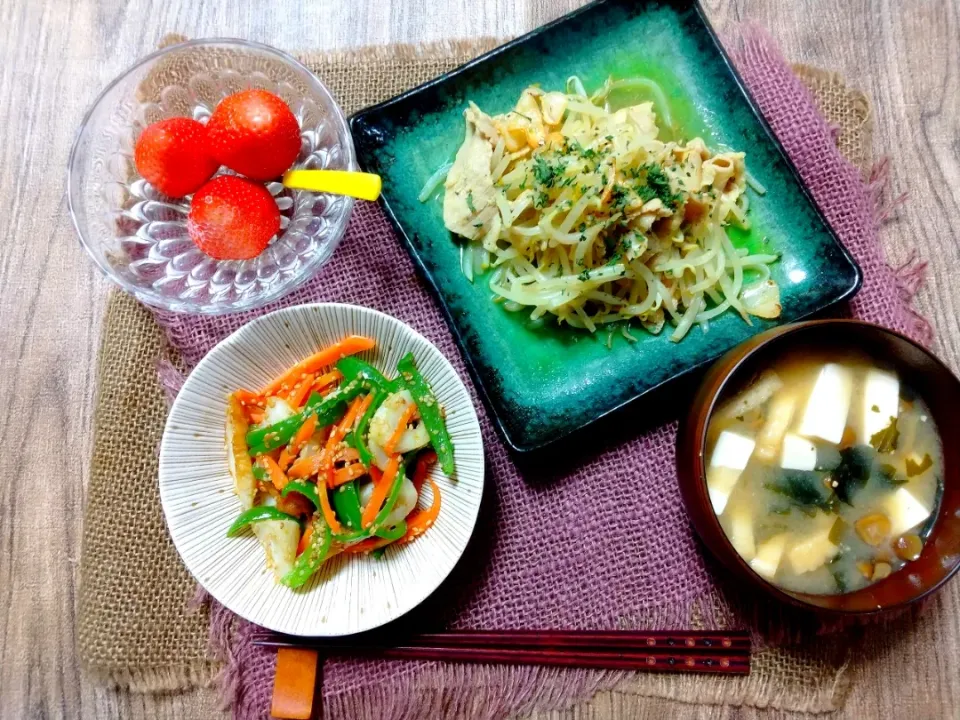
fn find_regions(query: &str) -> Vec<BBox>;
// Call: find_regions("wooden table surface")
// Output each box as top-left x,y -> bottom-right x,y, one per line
2,1 -> 958,718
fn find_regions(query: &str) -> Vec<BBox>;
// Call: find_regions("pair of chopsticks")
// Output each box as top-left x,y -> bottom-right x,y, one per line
254,628 -> 750,674
261,629 -> 750,718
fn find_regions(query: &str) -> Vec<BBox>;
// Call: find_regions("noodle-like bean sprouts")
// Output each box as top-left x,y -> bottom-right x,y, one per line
437,77 -> 780,343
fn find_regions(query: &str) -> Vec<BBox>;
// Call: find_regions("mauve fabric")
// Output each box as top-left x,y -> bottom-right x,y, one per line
156,26 -> 928,720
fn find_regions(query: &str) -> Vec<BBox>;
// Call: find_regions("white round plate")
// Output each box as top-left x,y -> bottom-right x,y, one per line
159,303 -> 484,636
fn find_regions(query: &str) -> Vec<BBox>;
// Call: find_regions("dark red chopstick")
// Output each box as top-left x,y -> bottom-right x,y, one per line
252,629 -> 751,676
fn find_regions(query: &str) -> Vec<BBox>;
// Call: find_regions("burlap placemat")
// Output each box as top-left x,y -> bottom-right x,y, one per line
79,39 -> 874,713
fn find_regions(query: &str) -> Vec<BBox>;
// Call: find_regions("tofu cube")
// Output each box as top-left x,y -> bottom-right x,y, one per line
707,431 -> 756,514
786,527 -> 839,575
710,431 -> 756,471
727,505 -> 756,561
707,466 -> 740,515
780,433 -> 818,471
883,487 -> 932,536
859,369 -> 900,444
750,533 -> 788,580
798,364 -> 854,444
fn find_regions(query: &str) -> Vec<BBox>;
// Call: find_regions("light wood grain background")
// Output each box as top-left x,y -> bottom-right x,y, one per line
1,1 -> 958,718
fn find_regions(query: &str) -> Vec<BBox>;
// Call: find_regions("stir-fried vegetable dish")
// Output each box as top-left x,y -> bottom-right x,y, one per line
225,335 -> 454,589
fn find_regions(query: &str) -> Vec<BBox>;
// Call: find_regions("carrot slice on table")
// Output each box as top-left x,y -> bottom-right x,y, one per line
271,647 -> 318,720
260,336 -> 375,397
260,455 -> 289,492
332,462 -> 367,487
400,478 -> 442,543
361,455 -> 400,528
383,403 -> 418,456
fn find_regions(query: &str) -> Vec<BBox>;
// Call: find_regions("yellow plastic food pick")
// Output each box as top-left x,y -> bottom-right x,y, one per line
282,169 -> 382,201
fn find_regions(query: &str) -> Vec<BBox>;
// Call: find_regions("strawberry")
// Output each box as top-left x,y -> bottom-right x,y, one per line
187,175 -> 280,260
133,117 -> 219,198
205,89 -> 302,181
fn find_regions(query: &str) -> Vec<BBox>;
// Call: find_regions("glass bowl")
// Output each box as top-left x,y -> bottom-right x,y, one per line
68,39 -> 355,314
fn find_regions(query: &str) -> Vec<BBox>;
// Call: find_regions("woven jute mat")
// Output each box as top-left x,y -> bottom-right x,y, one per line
79,39 -> 874,715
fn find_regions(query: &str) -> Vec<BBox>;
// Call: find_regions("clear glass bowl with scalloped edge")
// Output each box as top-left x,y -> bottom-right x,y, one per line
68,39 -> 355,314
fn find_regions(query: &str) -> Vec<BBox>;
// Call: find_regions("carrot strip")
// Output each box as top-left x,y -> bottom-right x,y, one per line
342,394 -> 371,433
235,388 -> 264,407
311,370 -> 343,395
399,478 -> 441,543
287,453 -> 322,480
247,409 -> 265,425
260,455 -> 289,491
411,449 -> 438,493
291,414 -> 318,454
362,455 -> 400,528
318,395 -> 369,477
332,462 -> 368,487
337,447 -> 361,464
383,403 -> 418,456
260,336 -> 375,397
317,475 -> 342,534
277,447 -> 294,472
285,373 -> 316,408
343,537 -> 390,554
296,524 -> 314,557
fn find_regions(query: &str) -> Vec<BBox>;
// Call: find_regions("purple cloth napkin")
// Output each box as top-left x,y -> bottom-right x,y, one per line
158,25 -> 929,720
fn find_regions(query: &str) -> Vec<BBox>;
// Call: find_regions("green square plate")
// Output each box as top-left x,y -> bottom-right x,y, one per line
349,0 -> 862,451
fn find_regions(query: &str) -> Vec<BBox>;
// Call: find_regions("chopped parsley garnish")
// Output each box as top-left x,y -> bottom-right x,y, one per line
578,268 -> 592,281
641,164 -> 682,208
465,191 -> 476,213
610,185 -> 632,211
533,190 -> 549,209
532,155 -> 563,188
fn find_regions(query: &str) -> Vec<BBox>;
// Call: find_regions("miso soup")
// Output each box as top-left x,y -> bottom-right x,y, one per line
705,349 -> 943,595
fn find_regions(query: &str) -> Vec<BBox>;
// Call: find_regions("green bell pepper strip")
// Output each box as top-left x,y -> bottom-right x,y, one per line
374,520 -> 407,542
333,455 -> 414,543
350,387 -> 389,468
396,353 -> 455,474
280,481 -> 322,510
280,517 -> 333,589
226,506 -> 299,537
251,465 -> 268,482
336,356 -> 388,387
332,482 -> 364,530
247,380 -> 366,454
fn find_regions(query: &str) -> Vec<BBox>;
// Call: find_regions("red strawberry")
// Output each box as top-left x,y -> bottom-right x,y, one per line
133,117 -> 219,198
187,175 -> 280,260
205,89 -> 301,181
